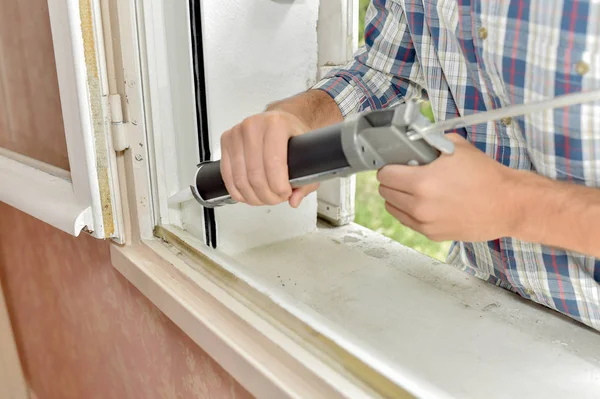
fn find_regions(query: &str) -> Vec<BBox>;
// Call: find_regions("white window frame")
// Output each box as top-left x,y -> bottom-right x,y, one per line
316,0 -> 359,226
138,0 -> 321,254
103,0 -> 600,398
0,0 -> 124,241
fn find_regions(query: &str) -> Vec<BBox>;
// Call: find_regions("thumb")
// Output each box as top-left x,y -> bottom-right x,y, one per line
288,183 -> 319,208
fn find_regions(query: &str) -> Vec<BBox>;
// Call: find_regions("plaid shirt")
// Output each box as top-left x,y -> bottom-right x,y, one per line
314,0 -> 600,330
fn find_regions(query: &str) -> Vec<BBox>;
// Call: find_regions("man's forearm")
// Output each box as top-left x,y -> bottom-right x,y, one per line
266,89 -> 343,131
510,170 -> 600,257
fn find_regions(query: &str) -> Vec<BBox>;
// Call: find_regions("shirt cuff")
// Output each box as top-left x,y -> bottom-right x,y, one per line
311,71 -> 368,118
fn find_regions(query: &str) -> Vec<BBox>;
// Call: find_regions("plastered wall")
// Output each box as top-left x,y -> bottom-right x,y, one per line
0,0 -> 69,170
0,203 -> 252,399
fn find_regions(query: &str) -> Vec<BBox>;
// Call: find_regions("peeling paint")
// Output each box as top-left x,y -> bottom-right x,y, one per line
79,0 -> 114,237
364,247 -> 389,259
343,235 -> 360,244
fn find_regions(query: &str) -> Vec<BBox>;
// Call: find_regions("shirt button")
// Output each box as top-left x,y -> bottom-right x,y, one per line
478,27 -> 488,40
501,117 -> 512,126
575,61 -> 590,76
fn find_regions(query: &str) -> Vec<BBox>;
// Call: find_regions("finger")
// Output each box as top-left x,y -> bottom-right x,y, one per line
378,185 -> 416,215
229,127 -> 263,205
289,183 -> 319,208
384,201 -> 422,232
376,165 -> 423,194
242,120 -> 283,205
220,146 -> 245,203
263,125 -> 293,200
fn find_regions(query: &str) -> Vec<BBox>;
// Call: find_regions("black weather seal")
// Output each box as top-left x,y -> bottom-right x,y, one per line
188,0 -> 217,248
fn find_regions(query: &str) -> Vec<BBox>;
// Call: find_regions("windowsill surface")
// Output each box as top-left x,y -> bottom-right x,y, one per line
228,221 -> 600,398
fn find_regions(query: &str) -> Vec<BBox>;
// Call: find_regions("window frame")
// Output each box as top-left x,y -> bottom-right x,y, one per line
110,0 -> 429,396
0,0 -> 125,241
105,1 -> 600,398
315,0 -> 360,226
139,0 -> 323,254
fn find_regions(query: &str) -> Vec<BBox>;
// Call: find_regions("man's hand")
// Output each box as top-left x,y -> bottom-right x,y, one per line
377,133 -> 518,242
220,110 -> 319,208
377,133 -> 600,258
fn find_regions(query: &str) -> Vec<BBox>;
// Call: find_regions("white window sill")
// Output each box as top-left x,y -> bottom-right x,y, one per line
112,221 -> 600,399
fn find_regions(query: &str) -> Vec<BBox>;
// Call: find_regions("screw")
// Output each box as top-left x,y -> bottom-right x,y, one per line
131,120 -> 138,126
135,154 -> 143,162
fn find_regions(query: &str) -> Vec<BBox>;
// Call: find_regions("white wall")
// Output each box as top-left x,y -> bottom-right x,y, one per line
199,0 -> 321,254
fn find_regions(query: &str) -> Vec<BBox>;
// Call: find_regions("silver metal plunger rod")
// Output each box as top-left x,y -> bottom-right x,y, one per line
415,89 -> 600,138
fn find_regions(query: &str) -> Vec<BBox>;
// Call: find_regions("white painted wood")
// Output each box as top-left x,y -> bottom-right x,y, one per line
0,272 -> 30,399
133,0 -> 322,252
233,222 -> 600,399
316,176 -> 356,226
200,0 -> 322,253
0,152 -> 92,236
110,239 -> 388,399
112,0 -> 156,240
134,0 -> 189,231
317,0 -> 359,66
44,0 -> 123,240
316,0 -> 358,225
110,2 -> 600,398
159,224 -> 447,399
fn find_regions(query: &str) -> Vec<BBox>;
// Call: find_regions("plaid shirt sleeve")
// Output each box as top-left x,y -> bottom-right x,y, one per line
312,0 -> 425,117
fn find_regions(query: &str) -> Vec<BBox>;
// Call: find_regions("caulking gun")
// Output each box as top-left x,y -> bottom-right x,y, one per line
169,89 -> 600,209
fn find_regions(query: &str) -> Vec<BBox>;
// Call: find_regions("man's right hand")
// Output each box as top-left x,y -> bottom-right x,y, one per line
219,109 -> 320,208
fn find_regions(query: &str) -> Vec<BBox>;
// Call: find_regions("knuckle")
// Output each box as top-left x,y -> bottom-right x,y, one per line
220,131 -> 232,148
411,203 -> 429,222
276,184 -> 292,198
240,117 -> 253,132
413,179 -> 432,197
384,201 -> 395,215
233,176 -> 250,191
230,192 -> 245,203
267,111 -> 285,125
247,170 -> 267,189
419,224 -> 436,239
264,153 -> 285,170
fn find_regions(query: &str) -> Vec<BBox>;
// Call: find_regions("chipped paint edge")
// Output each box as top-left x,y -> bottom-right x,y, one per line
78,0 -> 115,238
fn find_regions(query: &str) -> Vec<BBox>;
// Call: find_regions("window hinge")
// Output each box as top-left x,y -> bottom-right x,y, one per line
109,94 -> 130,152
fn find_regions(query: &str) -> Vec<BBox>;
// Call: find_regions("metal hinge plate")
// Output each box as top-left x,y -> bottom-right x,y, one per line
108,94 -> 129,152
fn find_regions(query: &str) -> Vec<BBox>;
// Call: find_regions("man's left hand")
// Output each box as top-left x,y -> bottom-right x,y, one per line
377,133 -> 518,242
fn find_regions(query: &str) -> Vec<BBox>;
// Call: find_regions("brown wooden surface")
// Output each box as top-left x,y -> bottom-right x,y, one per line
0,202 -> 253,399
0,0 -> 69,170
0,271 -> 29,399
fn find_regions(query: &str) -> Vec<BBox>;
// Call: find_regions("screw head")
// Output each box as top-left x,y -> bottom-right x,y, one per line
135,154 -> 143,162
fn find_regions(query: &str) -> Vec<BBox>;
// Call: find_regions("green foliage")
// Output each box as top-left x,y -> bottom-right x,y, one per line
359,0 -> 370,44
350,1 -> 450,261
420,100 -> 435,123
